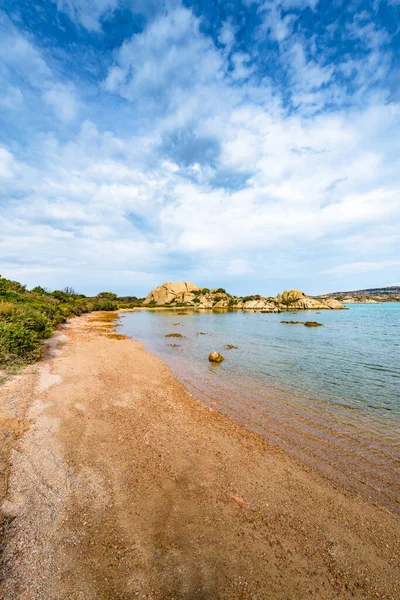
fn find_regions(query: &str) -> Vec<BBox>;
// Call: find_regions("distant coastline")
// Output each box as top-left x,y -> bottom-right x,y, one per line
320,285 -> 400,303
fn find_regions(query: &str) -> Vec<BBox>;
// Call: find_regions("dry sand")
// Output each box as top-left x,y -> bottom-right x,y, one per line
0,313 -> 399,599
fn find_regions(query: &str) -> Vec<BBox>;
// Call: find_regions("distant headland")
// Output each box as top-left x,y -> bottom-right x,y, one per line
320,286 -> 400,304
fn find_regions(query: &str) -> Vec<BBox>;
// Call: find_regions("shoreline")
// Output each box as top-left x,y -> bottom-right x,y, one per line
0,312 -> 399,599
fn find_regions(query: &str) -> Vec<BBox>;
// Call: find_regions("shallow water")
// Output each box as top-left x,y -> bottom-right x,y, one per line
119,304 -> 400,512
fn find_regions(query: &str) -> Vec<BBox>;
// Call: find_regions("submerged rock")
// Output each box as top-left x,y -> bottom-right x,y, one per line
281,320 -> 304,325
281,320 -> 323,327
208,351 -> 224,363
225,344 -> 238,350
165,333 -> 184,338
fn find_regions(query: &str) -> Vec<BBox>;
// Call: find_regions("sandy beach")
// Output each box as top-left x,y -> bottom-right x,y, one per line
0,312 -> 399,600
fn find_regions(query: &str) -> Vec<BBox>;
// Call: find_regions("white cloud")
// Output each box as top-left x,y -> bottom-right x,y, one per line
0,85 -> 23,109
0,19 -> 80,122
43,85 -> 79,121
104,6 -> 226,120
324,261 -> 400,276
0,147 -> 17,178
54,0 -> 118,31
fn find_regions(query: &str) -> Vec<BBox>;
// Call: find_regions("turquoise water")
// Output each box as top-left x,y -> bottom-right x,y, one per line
119,304 -> 400,511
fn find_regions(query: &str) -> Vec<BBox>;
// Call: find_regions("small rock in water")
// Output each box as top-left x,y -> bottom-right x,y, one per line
165,333 -> 184,338
281,320 -> 304,325
304,321 -> 323,327
208,351 -> 224,363
225,344 -> 238,350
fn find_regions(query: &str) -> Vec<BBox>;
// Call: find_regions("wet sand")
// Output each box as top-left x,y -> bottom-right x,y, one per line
0,313 -> 399,599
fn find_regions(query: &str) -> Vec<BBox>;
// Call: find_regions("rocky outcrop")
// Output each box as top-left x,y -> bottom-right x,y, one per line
143,283 -> 345,310
143,282 -> 200,306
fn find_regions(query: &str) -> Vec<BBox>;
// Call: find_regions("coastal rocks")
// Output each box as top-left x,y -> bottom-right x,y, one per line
274,290 -> 344,311
208,351 -> 224,363
281,321 -> 304,324
225,345 -> 238,350
143,281 -> 200,306
165,333 -> 184,338
142,282 -> 345,310
320,298 -> 343,309
281,320 -> 323,327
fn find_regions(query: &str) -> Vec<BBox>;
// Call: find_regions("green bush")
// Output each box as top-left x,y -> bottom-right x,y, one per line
242,295 -> 261,302
0,323 -> 41,361
97,292 -> 117,300
19,309 -> 53,338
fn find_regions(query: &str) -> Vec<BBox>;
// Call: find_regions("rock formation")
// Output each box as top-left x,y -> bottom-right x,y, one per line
143,282 -> 201,306
143,283 -> 345,310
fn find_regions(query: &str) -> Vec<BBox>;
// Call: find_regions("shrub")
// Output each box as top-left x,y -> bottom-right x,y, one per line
201,288 -> 210,294
31,286 -> 48,295
0,323 -> 41,362
97,292 -> 117,300
19,309 -> 53,338
242,295 -> 261,302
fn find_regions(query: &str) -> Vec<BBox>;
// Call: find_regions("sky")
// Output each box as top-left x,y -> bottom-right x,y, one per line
0,0 -> 400,297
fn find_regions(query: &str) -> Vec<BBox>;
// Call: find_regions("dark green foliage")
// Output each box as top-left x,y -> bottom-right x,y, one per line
0,324 -> 41,363
242,295 -> 261,302
117,296 -> 143,308
201,288 -> 210,294
30,286 -> 48,295
97,292 -> 118,300
0,274 -> 119,370
215,288 -> 226,293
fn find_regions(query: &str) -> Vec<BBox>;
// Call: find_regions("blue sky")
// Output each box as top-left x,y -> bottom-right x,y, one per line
0,0 -> 399,296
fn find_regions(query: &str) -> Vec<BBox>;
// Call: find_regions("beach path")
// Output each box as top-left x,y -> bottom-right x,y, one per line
1,313 -> 399,599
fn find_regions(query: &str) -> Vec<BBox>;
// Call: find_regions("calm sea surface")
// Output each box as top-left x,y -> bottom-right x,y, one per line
119,304 -> 400,512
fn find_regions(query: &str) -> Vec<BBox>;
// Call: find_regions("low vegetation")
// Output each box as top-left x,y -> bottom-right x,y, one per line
0,274 -> 142,373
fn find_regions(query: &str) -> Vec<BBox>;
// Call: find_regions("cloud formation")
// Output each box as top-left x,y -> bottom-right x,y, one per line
0,0 -> 399,295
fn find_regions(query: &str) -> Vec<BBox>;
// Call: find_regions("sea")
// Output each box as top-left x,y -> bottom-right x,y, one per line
119,303 -> 400,513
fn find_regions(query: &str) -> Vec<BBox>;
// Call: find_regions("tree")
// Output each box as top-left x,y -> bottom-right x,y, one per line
31,286 -> 48,295
62,286 -> 76,295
